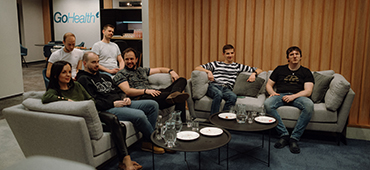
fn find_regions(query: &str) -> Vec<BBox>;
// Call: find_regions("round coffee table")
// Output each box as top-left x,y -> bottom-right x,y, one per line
151,123 -> 231,170
209,112 -> 278,167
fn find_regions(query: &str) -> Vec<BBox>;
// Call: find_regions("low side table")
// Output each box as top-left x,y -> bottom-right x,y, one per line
209,112 -> 278,167
151,123 -> 231,170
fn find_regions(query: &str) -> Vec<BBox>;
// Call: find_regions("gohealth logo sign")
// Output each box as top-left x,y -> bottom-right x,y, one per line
54,11 -> 99,23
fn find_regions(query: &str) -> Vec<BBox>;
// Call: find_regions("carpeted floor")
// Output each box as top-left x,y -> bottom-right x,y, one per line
100,130 -> 370,170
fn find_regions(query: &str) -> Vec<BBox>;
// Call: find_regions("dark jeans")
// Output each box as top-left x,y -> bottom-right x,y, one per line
140,77 -> 187,122
99,111 -> 128,161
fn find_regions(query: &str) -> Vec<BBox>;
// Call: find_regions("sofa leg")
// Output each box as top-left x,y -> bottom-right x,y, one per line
336,133 -> 341,146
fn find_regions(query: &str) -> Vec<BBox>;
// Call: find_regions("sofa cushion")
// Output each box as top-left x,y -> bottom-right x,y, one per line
311,72 -> 334,103
148,73 -> 172,89
324,74 -> 351,111
277,104 -> 337,123
194,94 -> 266,113
191,71 -> 209,99
91,132 -> 113,156
22,98 -> 103,140
233,74 -> 265,97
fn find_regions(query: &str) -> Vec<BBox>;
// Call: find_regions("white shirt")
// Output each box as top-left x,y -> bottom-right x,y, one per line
48,48 -> 83,78
91,41 -> 121,70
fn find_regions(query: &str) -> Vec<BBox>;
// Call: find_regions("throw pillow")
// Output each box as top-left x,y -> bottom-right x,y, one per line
23,91 -> 45,100
22,98 -> 103,140
311,72 -> 334,103
324,74 -> 351,111
233,74 -> 265,97
148,73 -> 172,89
191,70 -> 209,99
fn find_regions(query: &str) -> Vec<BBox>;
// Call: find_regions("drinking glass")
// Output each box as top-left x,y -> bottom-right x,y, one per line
186,115 -> 193,128
236,110 -> 247,123
247,111 -> 254,124
229,105 -> 238,114
192,121 -> 199,132
251,111 -> 258,118
165,128 -> 176,148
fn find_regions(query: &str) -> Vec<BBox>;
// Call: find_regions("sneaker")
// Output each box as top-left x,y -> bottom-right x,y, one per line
289,138 -> 300,154
274,136 -> 289,149
165,148 -> 176,154
166,92 -> 189,104
141,142 -> 165,154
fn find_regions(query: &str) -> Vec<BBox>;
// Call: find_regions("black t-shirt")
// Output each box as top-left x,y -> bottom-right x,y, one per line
270,64 -> 314,94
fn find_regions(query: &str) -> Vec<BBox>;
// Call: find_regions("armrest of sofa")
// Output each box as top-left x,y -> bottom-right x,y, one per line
3,104 -> 95,165
185,78 -> 196,118
335,88 -> 355,132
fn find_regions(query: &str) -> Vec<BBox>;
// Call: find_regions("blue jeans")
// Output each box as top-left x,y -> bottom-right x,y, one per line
207,83 -> 237,115
264,93 -> 313,141
105,100 -> 158,140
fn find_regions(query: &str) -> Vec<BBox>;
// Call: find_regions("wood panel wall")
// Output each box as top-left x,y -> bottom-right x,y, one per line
148,0 -> 370,128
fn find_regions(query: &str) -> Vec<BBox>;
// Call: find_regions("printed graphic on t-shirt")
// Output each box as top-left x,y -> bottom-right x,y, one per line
284,75 -> 299,85
92,78 -> 115,93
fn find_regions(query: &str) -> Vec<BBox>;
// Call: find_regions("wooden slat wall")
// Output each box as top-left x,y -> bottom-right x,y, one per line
148,0 -> 370,128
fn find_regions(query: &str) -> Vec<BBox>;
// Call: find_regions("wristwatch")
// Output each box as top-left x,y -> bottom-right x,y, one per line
168,69 -> 173,73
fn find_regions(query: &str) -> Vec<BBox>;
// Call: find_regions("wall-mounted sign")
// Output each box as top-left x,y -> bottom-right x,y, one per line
54,11 -> 99,23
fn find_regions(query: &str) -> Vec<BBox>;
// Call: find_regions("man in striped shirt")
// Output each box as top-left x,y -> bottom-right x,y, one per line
195,44 -> 263,114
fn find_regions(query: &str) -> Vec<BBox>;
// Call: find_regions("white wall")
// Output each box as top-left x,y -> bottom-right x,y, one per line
21,0 -> 45,62
53,0 -> 100,48
0,0 -> 24,98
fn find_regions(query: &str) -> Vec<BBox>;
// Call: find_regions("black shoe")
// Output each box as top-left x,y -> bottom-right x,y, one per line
274,137 -> 289,149
289,139 -> 301,154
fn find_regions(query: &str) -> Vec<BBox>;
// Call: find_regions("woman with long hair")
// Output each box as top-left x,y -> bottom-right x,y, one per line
42,61 -> 141,170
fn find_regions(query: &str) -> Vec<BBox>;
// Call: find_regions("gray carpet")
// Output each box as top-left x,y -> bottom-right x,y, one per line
101,131 -> 370,170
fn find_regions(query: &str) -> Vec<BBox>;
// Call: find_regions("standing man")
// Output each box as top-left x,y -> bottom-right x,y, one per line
264,46 -> 314,154
113,48 -> 189,122
195,44 -> 263,114
76,51 -> 165,154
92,24 -> 124,76
46,32 -> 83,80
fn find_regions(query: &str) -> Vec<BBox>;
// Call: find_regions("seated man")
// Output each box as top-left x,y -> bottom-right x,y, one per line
91,24 -> 124,76
76,51 -> 165,154
46,32 -> 83,80
195,44 -> 262,114
264,46 -> 314,154
113,48 -> 189,122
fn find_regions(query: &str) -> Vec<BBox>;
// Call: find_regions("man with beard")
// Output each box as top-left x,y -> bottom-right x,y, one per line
91,24 -> 124,76
46,32 -> 83,80
264,46 -> 314,154
76,51 -> 166,155
113,48 -> 189,122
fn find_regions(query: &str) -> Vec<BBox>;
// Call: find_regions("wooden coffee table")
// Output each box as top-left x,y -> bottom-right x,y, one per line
209,112 -> 278,167
151,123 -> 231,170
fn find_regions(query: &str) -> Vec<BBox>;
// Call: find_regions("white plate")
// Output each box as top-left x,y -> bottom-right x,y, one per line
200,127 -> 223,136
218,113 -> 236,120
254,116 -> 276,124
177,131 -> 200,141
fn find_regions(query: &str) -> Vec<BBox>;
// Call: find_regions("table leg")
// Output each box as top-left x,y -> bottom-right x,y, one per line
218,148 -> 220,165
268,129 -> 271,167
227,143 -> 229,170
262,131 -> 265,148
199,151 -> 201,170
152,143 -> 155,170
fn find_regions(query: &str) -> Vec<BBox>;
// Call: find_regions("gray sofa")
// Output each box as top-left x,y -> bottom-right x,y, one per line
3,73 -> 174,168
185,70 -> 355,144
